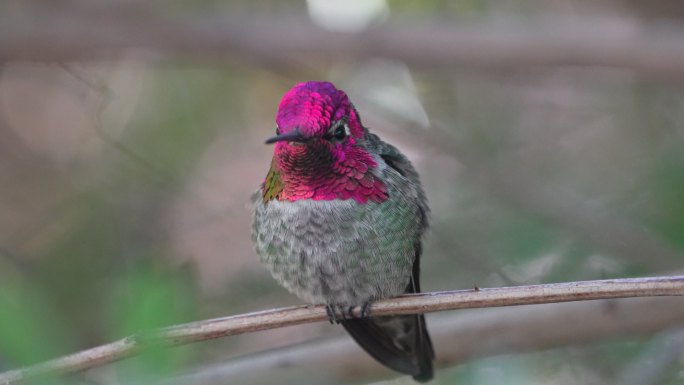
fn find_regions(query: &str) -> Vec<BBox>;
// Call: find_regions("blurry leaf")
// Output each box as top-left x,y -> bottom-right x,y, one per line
0,272 -> 74,370
109,263 -> 196,382
639,149 -> 684,251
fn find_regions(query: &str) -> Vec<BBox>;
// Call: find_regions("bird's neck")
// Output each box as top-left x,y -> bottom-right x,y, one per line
262,145 -> 388,204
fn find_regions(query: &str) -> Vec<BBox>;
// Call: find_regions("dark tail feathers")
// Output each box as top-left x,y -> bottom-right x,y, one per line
341,314 -> 434,382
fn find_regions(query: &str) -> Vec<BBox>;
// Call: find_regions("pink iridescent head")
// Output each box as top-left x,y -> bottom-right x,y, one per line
265,81 -> 364,145
262,81 -> 388,204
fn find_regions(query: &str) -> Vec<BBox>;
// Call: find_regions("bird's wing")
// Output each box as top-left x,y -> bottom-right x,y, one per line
342,131 -> 434,382
365,131 -> 430,232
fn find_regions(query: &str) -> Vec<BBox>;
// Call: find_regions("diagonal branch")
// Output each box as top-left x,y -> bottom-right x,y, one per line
0,276 -> 683,383
162,296 -> 684,385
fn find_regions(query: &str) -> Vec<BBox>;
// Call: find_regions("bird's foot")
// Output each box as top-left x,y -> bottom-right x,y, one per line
343,301 -> 373,319
326,304 -> 344,324
327,301 -> 373,323
346,306 -> 355,319
360,301 -> 372,318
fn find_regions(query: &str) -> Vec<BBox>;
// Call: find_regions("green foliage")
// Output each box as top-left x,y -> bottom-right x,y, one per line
0,260 -> 197,383
641,149 -> 684,250
109,264 -> 196,382
0,271 -> 74,367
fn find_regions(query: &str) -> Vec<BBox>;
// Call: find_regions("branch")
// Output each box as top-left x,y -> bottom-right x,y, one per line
396,120 -> 684,270
0,276 -> 683,383
4,10 -> 684,77
611,328 -> 684,385
161,296 -> 684,384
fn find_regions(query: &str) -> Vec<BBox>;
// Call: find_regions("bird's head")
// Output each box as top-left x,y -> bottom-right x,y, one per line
266,81 -> 364,150
261,81 -> 387,203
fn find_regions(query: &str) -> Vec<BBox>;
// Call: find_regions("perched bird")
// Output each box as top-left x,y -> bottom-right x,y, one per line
252,81 -> 434,382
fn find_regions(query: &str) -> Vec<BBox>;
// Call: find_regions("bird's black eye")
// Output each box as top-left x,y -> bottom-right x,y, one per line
276,126 -> 281,135
324,123 -> 348,142
334,125 -> 346,140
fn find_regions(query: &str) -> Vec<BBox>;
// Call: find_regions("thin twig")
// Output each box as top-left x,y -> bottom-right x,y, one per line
160,296 -> 684,385
611,328 -> 684,385
0,276 -> 683,383
395,119 -> 684,270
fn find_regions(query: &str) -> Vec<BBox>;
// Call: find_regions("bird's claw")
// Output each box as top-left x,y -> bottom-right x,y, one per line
326,301 -> 373,323
360,301 -> 372,318
325,304 -> 337,324
346,306 -> 355,318
326,304 -> 348,324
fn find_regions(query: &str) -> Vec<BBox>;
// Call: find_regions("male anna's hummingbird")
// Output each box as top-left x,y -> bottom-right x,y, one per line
252,81 -> 434,382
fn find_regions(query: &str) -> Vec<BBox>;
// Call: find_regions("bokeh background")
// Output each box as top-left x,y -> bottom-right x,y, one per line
1,1 -> 684,384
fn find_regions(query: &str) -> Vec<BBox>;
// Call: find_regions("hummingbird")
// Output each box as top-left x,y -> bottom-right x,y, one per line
252,81 -> 434,382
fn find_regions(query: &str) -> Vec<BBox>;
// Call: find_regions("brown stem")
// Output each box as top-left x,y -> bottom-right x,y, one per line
0,276 -> 682,383
161,296 -> 684,385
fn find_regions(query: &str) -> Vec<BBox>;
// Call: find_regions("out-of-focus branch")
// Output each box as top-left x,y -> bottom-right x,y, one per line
476,168 -> 684,269
160,296 -> 684,385
611,328 -> 684,385
390,120 -> 684,270
3,10 -> 684,77
0,276 -> 683,384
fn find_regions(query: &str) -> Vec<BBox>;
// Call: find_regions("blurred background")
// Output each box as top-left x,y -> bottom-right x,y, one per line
1,1 -> 684,384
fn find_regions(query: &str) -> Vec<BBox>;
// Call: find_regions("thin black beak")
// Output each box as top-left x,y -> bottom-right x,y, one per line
264,129 -> 307,144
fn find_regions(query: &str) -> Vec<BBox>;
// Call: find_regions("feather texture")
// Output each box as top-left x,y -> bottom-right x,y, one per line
252,81 -> 434,381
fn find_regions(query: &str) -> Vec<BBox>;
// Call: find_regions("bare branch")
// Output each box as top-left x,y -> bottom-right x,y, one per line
4,11 -> 684,77
161,296 -> 684,385
0,276 -> 682,383
611,328 -> 684,385
401,121 -> 684,270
